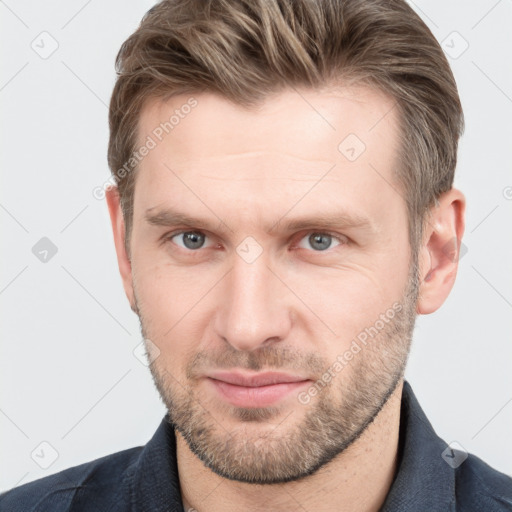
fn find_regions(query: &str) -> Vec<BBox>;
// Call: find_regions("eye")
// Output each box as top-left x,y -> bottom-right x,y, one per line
297,232 -> 345,251
166,230 -> 347,253
169,231 -> 213,250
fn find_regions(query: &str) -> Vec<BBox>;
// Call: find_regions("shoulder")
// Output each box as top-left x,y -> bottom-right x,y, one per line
455,452 -> 512,511
0,446 -> 143,512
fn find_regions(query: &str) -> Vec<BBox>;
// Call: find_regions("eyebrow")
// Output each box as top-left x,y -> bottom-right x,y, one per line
144,207 -> 374,235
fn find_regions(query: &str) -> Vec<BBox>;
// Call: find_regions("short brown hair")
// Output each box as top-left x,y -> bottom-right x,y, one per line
107,0 -> 464,257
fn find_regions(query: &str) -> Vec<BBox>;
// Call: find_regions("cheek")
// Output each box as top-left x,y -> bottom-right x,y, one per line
283,258 -> 407,347
132,260 -> 215,357
323,278 -> 387,341
134,255 -> 210,307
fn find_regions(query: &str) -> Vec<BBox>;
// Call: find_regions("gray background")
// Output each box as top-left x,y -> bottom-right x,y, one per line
1,0 -> 511,492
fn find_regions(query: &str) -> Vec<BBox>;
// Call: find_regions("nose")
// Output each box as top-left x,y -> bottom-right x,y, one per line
213,252 -> 292,352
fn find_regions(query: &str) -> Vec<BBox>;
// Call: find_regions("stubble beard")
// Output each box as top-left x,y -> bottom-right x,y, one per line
135,260 -> 420,484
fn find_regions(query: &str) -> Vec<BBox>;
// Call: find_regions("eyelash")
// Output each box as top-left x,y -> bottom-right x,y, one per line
164,230 -> 348,253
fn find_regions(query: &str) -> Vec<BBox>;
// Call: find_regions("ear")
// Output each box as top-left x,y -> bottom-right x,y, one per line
416,188 -> 466,315
105,186 -> 136,313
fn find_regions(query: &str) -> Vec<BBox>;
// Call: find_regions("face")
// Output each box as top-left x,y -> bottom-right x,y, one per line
126,86 -> 419,483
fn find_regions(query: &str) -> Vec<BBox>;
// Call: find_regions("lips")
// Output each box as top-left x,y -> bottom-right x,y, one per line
205,370 -> 311,408
207,370 -> 309,387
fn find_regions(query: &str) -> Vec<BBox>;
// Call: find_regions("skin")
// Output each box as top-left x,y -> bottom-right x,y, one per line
106,86 -> 465,512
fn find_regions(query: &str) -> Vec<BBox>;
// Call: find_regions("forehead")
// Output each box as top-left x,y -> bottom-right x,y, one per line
138,85 -> 399,164
133,85 -> 404,232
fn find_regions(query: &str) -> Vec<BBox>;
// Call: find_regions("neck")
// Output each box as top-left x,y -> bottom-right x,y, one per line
177,380 -> 403,512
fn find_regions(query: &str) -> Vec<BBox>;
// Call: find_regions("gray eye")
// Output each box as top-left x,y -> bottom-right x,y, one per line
174,231 -> 206,250
306,233 -> 334,251
299,232 -> 339,252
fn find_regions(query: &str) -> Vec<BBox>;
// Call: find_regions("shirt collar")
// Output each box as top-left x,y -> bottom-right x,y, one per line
131,380 -> 455,511
379,380 -> 455,511
131,414 -> 184,511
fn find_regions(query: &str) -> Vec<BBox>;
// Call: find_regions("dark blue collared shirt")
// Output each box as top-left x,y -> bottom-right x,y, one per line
1,380 -> 511,511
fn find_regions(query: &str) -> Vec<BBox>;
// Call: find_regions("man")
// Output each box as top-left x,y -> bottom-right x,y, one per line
2,0 -> 511,510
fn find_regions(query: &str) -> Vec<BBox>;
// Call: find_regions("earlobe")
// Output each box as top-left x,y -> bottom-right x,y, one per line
416,188 -> 466,315
105,186 -> 136,312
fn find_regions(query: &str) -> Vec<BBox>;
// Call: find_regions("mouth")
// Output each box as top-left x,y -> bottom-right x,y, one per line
205,370 -> 311,408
